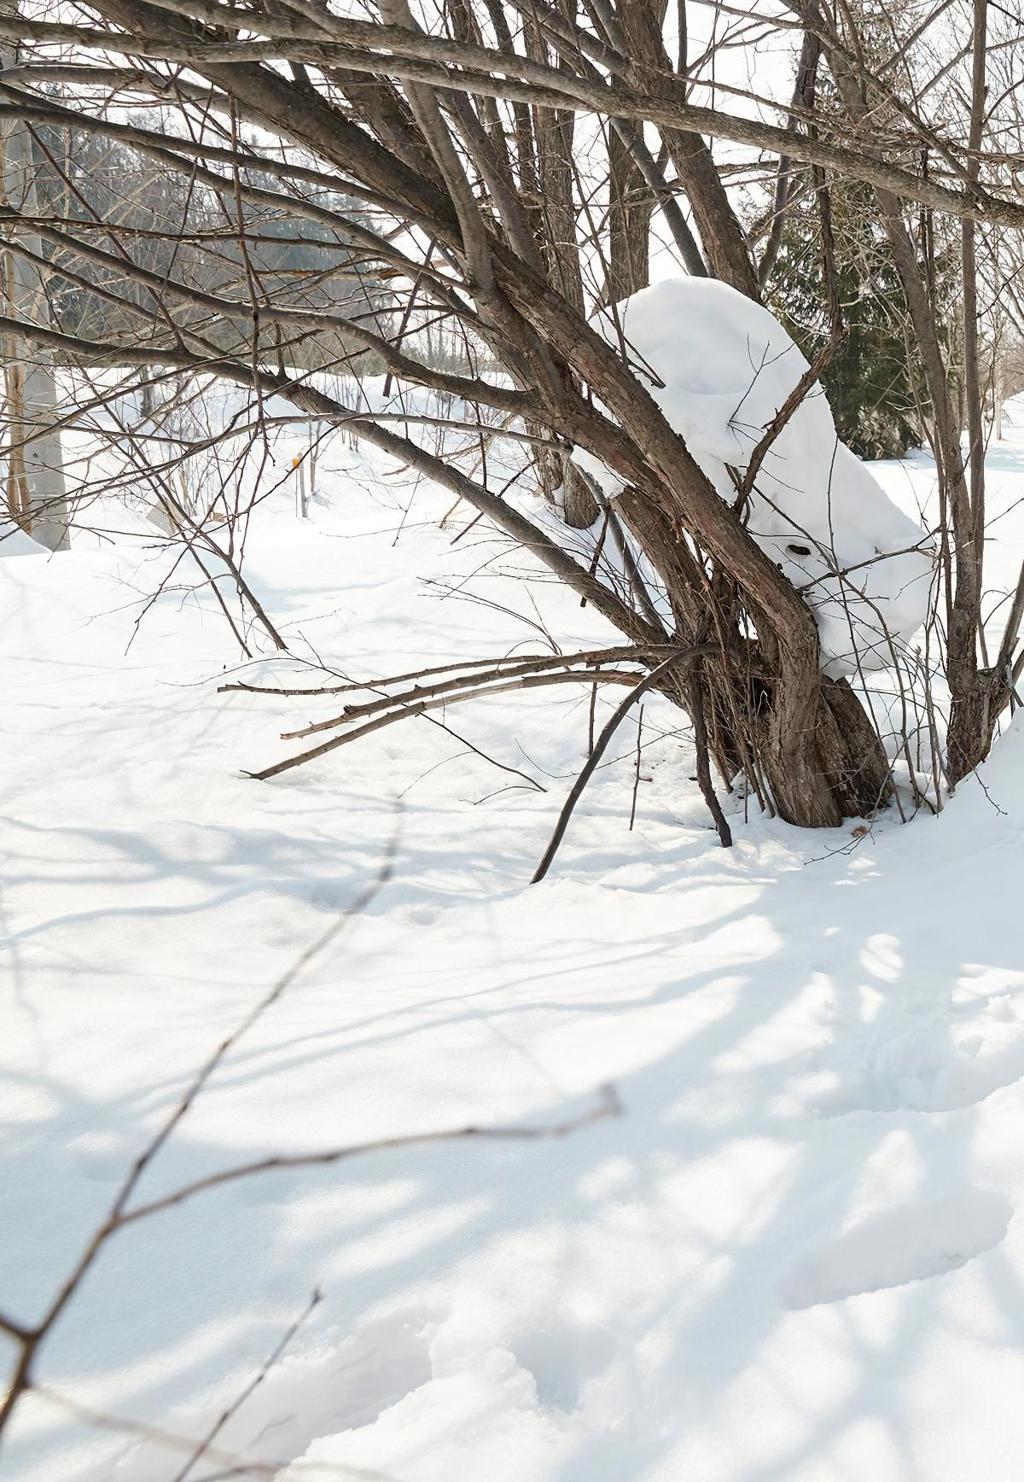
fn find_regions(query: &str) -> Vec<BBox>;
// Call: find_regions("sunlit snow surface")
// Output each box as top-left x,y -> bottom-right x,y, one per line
5,388 -> 1024,1482
578,278 -> 935,674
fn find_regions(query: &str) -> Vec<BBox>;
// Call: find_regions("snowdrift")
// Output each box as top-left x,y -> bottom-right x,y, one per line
577,278 -> 935,675
0,521 -> 49,557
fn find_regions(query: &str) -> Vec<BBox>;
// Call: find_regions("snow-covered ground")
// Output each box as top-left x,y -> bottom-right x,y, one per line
5,399 -> 1024,1482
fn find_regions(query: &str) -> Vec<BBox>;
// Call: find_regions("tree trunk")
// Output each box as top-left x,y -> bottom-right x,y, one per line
616,0 -> 760,301
522,24 -> 599,529
615,486 -> 892,827
0,17 -> 70,551
605,123 -> 653,304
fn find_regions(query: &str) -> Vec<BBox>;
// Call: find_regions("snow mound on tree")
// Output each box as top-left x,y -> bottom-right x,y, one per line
578,277 -> 935,676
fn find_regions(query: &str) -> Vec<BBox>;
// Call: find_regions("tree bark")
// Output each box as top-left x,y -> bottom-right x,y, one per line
605,122 -> 653,304
0,1 -> 69,550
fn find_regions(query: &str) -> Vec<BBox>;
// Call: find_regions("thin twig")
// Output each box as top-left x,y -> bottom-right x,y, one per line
0,834 -> 399,1439
628,703 -> 644,830
171,1288 -> 324,1482
532,646 -> 713,883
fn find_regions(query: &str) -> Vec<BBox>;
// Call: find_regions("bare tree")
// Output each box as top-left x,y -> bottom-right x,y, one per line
1,0 -> 1023,821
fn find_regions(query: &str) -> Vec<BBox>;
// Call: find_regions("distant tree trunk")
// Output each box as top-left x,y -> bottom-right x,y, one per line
523,16 -> 599,530
992,357 -> 1004,440
0,3 -> 69,550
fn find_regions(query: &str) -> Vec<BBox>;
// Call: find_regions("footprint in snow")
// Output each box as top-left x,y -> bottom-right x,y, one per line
510,1321 -> 617,1412
816,995 -> 1024,1115
782,1188 -> 1012,1309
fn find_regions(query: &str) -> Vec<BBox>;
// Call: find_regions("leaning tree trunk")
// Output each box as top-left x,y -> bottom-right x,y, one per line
597,0 -> 885,822
614,484 -> 891,825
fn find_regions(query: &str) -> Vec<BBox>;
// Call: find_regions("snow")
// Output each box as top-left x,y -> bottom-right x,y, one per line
578,278 -> 935,675
3,396 -> 1024,1482
781,1188 -> 1014,1309
0,522 -> 49,557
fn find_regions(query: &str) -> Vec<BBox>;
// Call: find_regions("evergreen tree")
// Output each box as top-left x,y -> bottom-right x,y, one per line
767,182 -> 929,461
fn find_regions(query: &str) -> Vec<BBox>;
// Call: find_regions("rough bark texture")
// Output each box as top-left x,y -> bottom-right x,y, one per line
605,123 -> 653,304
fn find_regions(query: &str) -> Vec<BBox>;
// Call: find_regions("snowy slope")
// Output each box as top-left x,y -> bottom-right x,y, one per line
3,407 -> 1024,1482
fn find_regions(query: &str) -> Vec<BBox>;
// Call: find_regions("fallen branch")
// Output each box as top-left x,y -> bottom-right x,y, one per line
0,839 -> 399,1438
248,668 -> 656,781
115,1084 -> 622,1226
278,646 -> 676,739
218,641 -> 680,698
